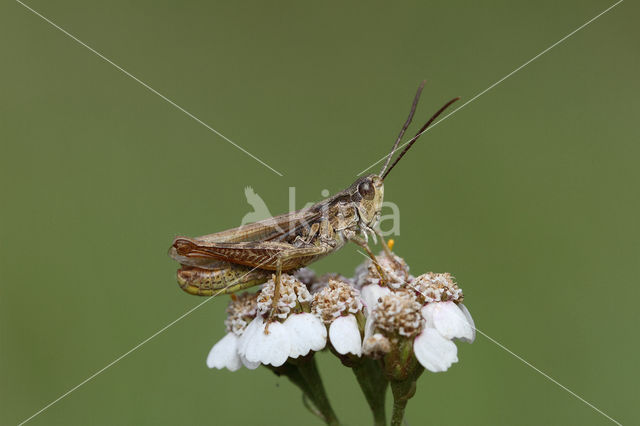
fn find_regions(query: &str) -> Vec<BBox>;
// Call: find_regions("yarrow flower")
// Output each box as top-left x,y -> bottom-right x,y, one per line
312,279 -> 364,356
356,257 -> 475,374
362,290 -> 422,360
411,273 -> 475,372
356,251 -> 410,320
354,251 -> 411,290
202,245 -> 476,426
206,292 -> 258,371
371,290 -> 423,338
207,274 -> 327,370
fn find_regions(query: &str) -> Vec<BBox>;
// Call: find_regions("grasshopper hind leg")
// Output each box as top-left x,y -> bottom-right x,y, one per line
177,264 -> 270,296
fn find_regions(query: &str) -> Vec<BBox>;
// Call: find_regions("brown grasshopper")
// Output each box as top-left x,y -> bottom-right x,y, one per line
169,82 -> 459,320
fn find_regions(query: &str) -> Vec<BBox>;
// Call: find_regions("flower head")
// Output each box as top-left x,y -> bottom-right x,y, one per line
312,279 -> 364,356
312,279 -> 363,323
354,251 -> 410,290
410,273 -> 475,372
237,274 -> 326,367
411,272 -> 463,304
224,292 -> 258,335
256,273 -> 313,319
357,266 -> 476,374
371,291 -> 423,338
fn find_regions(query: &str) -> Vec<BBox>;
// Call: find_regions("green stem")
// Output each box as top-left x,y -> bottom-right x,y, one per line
295,356 -> 341,426
390,377 -> 419,426
384,340 -> 425,426
390,396 -> 408,426
352,358 -> 388,426
269,363 -> 327,422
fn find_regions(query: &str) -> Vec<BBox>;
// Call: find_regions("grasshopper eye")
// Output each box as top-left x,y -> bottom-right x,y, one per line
358,181 -> 375,200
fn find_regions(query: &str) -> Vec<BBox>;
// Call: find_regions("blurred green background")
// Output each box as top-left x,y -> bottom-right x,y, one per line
1,1 -> 638,425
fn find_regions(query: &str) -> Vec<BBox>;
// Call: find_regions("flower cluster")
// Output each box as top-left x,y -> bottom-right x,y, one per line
312,279 -> 364,356
204,248 -> 476,425
207,275 -> 326,369
207,252 -> 474,374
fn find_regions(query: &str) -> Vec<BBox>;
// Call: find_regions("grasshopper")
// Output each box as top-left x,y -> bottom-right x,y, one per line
169,82 -> 459,320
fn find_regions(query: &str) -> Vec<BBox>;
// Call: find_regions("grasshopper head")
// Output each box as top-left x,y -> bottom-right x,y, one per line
348,174 -> 384,228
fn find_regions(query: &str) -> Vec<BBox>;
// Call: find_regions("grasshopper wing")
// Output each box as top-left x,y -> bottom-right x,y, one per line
169,203 -> 326,269
172,239 -> 328,271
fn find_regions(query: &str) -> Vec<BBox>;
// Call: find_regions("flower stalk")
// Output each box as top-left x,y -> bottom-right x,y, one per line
389,365 -> 423,426
352,357 -> 388,426
292,356 -> 340,426
270,356 -> 341,426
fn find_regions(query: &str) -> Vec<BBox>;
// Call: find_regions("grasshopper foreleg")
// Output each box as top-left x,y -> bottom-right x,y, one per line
374,227 -> 404,266
345,230 -> 391,285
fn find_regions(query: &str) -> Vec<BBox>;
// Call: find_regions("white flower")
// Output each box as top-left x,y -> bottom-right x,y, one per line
413,301 -> 475,372
363,290 -> 421,359
411,272 -> 463,304
371,290 -> 423,338
361,269 -> 476,373
285,313 -> 328,358
207,292 -> 260,371
206,332 -> 242,371
232,274 -> 327,367
329,315 -> 362,356
237,313 -> 327,367
422,302 -> 474,341
312,279 -> 364,356
207,275 -> 329,370
238,316 -> 292,367
256,274 -> 313,319
413,328 -> 458,372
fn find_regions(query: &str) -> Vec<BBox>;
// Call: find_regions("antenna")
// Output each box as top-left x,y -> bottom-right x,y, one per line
379,80 -> 426,177
381,96 -> 460,180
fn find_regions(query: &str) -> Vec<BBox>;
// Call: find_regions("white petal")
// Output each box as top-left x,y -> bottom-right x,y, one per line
237,316 -> 263,358
284,313 -> 327,358
239,354 -> 260,370
421,303 -> 435,327
206,333 -> 242,371
413,328 -> 458,372
363,313 -> 375,341
458,303 -> 476,343
329,315 -> 362,356
360,285 -> 391,313
421,301 -> 473,341
243,318 -> 291,367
